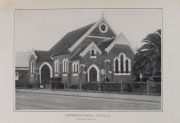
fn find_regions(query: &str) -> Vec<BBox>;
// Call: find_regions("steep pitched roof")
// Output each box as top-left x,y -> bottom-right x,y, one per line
70,38 -> 115,60
70,37 -> 105,60
35,50 -> 52,61
105,33 -> 137,54
98,38 -> 115,52
68,17 -> 117,52
109,44 -> 135,58
70,48 -> 82,60
15,51 -> 30,68
50,23 -> 95,56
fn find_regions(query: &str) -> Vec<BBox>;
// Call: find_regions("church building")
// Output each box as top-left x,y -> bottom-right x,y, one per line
29,15 -> 136,89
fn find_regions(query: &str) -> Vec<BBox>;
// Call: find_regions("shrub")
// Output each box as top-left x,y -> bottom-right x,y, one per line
123,83 -> 133,92
26,83 -> 33,88
51,82 -> 64,89
149,83 -> 161,94
81,83 -> 99,91
69,84 -> 79,89
132,83 -> 147,93
152,76 -> 161,82
100,83 -> 121,92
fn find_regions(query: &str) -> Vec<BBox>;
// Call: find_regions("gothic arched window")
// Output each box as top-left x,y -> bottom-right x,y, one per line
77,63 -> 79,73
91,50 -> 95,56
126,60 -> 129,73
73,63 -> 76,73
115,59 -> 119,73
120,55 -> 124,73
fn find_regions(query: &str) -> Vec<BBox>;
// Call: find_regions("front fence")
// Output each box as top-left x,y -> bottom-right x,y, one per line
80,81 -> 161,95
16,80 -> 161,95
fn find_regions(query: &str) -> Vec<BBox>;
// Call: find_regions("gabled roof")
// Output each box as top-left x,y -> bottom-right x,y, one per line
70,48 -> 82,60
98,38 -> 115,52
105,33 -> 137,54
68,17 -> 117,52
50,23 -> 95,56
70,37 -> 106,60
15,51 -> 30,68
80,42 -> 102,57
35,50 -> 52,61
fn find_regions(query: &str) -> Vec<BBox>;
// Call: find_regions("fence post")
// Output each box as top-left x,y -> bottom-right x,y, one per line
147,81 -> 149,94
121,79 -> 123,93
80,81 -> 81,91
50,80 -> 51,90
64,82 -> 65,90
99,81 -> 100,92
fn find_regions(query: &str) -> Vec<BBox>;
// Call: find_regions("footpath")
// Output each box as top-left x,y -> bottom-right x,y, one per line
16,89 -> 161,103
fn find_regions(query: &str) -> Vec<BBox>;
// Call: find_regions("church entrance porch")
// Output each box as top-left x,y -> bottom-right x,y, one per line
87,64 -> 100,82
41,65 -> 50,89
39,62 -> 53,89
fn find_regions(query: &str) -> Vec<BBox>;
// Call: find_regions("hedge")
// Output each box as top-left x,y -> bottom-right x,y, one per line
81,82 -> 161,94
81,83 -> 99,91
69,84 -> 79,89
51,82 -> 64,89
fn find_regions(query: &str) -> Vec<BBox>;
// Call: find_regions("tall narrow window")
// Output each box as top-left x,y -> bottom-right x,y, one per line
56,61 -> 58,73
63,60 -> 65,73
54,61 -> 56,73
126,60 -> 129,73
91,50 -> 95,56
58,62 -> 60,73
66,59 -> 68,73
77,63 -> 79,73
120,55 -> 124,73
115,59 -> 119,73
74,63 -> 76,73
30,62 -> 32,74
31,62 -> 34,74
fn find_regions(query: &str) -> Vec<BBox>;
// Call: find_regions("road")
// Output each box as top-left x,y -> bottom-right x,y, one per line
15,92 -> 161,110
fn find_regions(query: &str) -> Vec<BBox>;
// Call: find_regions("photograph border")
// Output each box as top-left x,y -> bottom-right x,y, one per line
13,8 -> 163,112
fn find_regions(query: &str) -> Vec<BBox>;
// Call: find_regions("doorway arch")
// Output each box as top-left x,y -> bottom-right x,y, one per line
39,62 -> 53,85
87,64 -> 100,82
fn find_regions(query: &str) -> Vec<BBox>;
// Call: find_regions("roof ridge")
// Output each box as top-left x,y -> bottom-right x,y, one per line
70,48 -> 81,60
97,37 -> 116,45
50,22 -> 95,56
66,22 -> 96,34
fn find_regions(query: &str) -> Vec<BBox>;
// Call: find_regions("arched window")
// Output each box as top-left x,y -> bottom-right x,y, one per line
72,61 -> 79,75
66,59 -> 68,73
77,63 -> 79,73
115,59 -> 119,73
120,55 -> 124,73
73,63 -> 76,73
31,61 -> 34,74
54,60 -> 59,73
126,60 -> 129,73
63,60 -> 65,73
91,50 -> 95,56
54,60 -> 56,73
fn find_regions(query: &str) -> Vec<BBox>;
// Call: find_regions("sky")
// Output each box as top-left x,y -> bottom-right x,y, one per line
15,9 -> 162,52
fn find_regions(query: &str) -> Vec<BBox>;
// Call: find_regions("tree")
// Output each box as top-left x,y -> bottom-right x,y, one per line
132,29 -> 161,80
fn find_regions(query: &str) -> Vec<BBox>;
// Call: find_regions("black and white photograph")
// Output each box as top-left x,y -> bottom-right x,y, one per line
14,9 -> 162,111
2,0 -> 180,122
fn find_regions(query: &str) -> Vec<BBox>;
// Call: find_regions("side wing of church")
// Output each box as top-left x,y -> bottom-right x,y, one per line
28,16 -> 136,89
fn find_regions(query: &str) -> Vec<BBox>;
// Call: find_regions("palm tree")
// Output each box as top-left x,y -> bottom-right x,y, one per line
132,29 -> 161,80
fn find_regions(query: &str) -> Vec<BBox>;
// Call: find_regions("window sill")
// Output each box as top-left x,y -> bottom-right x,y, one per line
90,56 -> 96,58
114,73 -> 130,75
63,74 -> 67,76
55,73 -> 59,77
73,73 -> 79,76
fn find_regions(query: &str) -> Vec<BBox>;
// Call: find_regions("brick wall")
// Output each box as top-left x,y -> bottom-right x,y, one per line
89,21 -> 116,38
105,44 -> 135,82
